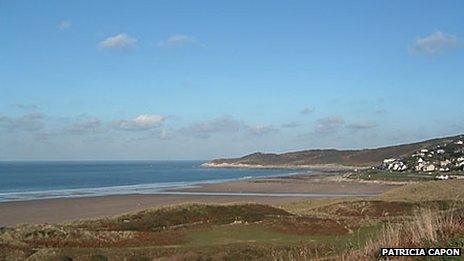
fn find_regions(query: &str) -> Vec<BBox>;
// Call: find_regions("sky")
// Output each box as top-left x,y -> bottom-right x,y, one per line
1,0 -> 464,160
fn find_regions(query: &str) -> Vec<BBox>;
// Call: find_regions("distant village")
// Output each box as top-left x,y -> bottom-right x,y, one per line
379,137 -> 464,179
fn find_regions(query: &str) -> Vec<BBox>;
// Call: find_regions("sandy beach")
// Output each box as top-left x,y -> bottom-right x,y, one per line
173,173 -> 399,194
0,173 -> 401,227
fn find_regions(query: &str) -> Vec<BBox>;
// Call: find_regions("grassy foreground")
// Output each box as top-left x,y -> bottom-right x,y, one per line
2,181 -> 464,260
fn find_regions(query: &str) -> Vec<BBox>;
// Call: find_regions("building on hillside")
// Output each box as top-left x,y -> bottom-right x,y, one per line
383,158 -> 396,164
423,164 -> 436,172
435,174 -> 449,180
440,160 -> 451,167
415,163 -> 426,171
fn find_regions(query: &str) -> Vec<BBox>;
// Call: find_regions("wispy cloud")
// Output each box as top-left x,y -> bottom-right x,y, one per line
58,20 -> 72,30
411,31 -> 461,55
0,113 -> 45,132
157,34 -> 200,47
300,107 -> 315,115
112,114 -> 165,131
99,33 -> 137,50
66,117 -> 102,134
314,116 -> 345,134
159,128 -> 174,140
282,121 -> 301,128
313,116 -> 378,134
180,116 -> 278,139
181,116 -> 241,138
246,125 -> 278,136
346,121 -> 377,130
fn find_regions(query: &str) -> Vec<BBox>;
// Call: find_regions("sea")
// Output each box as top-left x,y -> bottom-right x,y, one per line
0,161 -> 301,202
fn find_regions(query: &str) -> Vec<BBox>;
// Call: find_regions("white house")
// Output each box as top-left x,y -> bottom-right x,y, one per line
424,164 -> 436,172
440,160 -> 451,167
436,174 -> 449,180
415,164 -> 425,171
386,160 -> 407,171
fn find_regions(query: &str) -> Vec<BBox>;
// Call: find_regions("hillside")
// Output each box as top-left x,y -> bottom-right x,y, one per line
205,134 -> 464,169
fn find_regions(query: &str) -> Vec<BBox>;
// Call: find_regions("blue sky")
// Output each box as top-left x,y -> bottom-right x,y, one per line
1,0 -> 464,160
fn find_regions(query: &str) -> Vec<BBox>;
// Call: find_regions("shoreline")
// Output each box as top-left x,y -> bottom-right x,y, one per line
0,169 -> 308,203
0,172 -> 402,226
201,162 -> 366,171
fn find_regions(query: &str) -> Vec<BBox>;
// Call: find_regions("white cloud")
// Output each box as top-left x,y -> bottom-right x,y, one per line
58,20 -> 72,30
314,116 -> 345,134
67,117 -> 102,134
300,107 -> 315,115
313,116 -> 377,133
99,33 -> 137,50
112,114 -> 165,131
246,125 -> 278,136
182,116 -> 241,138
157,34 -> 199,47
181,116 -> 279,139
0,113 -> 45,132
411,31 -> 460,55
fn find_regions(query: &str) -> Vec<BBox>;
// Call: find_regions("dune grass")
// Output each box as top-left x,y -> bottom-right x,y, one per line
344,207 -> 464,260
378,180 -> 464,202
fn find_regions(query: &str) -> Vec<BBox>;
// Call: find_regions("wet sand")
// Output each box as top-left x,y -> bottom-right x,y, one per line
173,173 -> 398,194
0,173 -> 401,227
0,194 -> 312,227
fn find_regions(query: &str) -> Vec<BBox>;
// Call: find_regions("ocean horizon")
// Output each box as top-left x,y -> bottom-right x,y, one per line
0,160 -> 302,202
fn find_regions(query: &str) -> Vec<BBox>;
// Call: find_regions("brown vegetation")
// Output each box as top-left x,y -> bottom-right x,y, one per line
75,203 -> 291,232
345,207 -> 464,260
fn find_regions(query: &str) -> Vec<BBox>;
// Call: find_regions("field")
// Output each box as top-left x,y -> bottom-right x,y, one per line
2,181 -> 464,260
